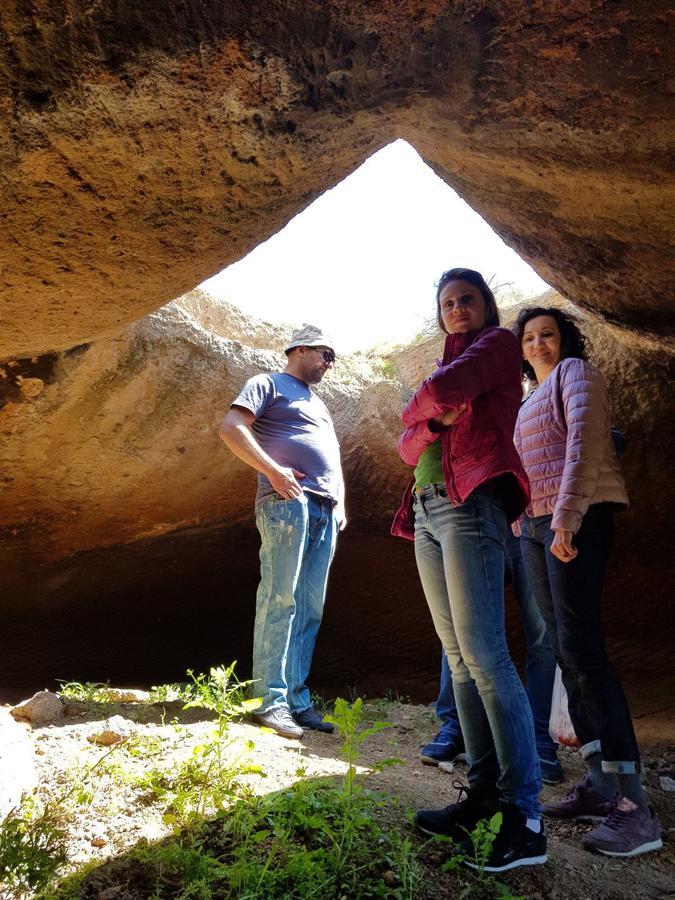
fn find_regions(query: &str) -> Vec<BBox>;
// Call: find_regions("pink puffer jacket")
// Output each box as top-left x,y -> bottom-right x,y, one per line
514,357 -> 628,533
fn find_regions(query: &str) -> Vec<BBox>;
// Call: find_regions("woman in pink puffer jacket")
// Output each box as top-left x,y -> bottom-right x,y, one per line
513,306 -> 662,860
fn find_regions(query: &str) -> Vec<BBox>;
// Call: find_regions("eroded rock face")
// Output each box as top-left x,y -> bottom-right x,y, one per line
0,289 -> 405,561
1,1 -> 673,360
1,3 -> 672,706
0,290 -> 672,713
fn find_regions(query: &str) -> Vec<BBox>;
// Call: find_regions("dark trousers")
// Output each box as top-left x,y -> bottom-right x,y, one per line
520,503 -> 640,772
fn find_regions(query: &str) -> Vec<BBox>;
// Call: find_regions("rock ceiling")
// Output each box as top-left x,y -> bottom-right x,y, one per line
1,1 -> 674,361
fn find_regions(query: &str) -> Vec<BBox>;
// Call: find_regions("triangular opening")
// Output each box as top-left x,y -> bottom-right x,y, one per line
200,139 -> 549,352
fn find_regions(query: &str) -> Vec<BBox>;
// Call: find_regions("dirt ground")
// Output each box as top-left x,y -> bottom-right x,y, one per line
7,694 -> 674,899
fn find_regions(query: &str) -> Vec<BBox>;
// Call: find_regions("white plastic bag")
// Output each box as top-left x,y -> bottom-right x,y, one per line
548,665 -> 579,747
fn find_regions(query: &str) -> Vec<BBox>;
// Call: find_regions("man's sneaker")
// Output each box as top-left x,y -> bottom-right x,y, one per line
252,705 -> 303,739
420,721 -> 468,766
540,757 -> 564,785
462,803 -> 547,873
414,782 -> 498,841
582,798 -> 663,858
292,705 -> 334,733
542,774 -> 615,822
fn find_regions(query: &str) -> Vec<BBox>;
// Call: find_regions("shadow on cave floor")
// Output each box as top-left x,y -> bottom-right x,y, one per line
1,521 -> 673,748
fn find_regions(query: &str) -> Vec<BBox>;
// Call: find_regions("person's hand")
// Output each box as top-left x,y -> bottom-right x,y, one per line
550,529 -> 578,563
268,466 -> 306,499
432,402 -> 468,428
334,502 -> 348,532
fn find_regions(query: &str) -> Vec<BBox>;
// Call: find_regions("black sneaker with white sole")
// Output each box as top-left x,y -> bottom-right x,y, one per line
414,781 -> 498,842
461,802 -> 547,873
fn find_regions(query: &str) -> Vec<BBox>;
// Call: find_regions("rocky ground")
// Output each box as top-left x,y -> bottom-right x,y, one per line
2,690 -> 673,899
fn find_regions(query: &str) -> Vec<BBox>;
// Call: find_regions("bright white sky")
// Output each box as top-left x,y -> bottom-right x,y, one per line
200,139 -> 550,352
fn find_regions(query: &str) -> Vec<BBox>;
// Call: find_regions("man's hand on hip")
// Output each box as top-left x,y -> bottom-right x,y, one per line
268,466 -> 306,500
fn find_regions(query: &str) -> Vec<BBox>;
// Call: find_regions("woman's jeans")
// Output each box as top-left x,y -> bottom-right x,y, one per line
520,503 -> 640,773
436,530 -> 558,763
414,483 -> 541,817
253,492 -> 337,714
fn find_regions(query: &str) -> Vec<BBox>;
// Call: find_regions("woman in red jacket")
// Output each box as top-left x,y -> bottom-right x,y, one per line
392,268 -> 545,873
514,306 -> 662,858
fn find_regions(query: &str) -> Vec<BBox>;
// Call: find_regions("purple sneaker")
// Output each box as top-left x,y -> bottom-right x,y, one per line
582,797 -> 663,857
542,774 -> 615,823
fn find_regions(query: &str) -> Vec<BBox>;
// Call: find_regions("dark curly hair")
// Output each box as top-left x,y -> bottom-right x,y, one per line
435,268 -> 500,333
512,306 -> 588,381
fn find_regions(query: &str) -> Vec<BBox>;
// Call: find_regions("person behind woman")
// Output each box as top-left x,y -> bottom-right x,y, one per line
423,524 -> 562,786
513,306 -> 662,858
391,269 -> 546,872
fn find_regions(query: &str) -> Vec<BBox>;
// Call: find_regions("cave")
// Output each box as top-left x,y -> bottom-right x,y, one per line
0,2 -> 673,742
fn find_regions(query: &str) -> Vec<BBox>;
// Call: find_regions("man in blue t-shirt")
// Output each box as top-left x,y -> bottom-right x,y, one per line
220,324 -> 346,739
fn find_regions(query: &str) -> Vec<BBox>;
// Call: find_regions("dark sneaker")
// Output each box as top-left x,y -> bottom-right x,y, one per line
543,774 -> 615,822
420,721 -> 468,765
462,803 -> 547,873
582,798 -> 663,858
252,705 -> 303,739
540,757 -> 564,785
414,782 -> 498,841
292,705 -> 334,733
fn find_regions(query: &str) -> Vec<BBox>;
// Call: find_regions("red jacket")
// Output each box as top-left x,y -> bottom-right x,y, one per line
391,326 -> 530,540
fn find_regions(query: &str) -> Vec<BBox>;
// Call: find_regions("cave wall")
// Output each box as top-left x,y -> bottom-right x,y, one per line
1,2 -> 673,703
0,291 -> 406,563
0,290 -> 672,709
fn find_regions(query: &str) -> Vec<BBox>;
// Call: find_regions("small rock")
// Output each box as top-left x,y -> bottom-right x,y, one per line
98,889 -> 122,900
10,691 -> 64,726
104,688 -> 150,703
16,376 -> 45,400
438,760 -> 455,774
87,715 -> 134,746
659,775 -> 675,792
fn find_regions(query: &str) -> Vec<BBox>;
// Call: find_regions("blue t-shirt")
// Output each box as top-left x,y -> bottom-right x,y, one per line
232,373 -> 341,507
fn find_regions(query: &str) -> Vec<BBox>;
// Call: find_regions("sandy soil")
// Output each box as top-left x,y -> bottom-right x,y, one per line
7,697 -> 675,899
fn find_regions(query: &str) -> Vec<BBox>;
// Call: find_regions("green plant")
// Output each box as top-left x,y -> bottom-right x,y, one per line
371,689 -> 413,712
0,798 -> 68,896
148,681 -> 186,704
53,697 -> 418,899
181,662 -> 260,718
56,680 -> 114,703
438,812 -> 524,900
133,664 -> 264,828
309,690 -> 331,715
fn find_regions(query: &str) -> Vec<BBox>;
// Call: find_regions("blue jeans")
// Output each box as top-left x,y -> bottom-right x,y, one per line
414,483 -> 541,817
253,491 -> 337,713
520,504 -> 640,773
436,531 -> 558,763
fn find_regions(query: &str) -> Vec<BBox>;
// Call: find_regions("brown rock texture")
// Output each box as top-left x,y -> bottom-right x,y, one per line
0,3 -> 673,713
0,289 -> 405,562
1,1 -> 674,360
0,289 -> 672,717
